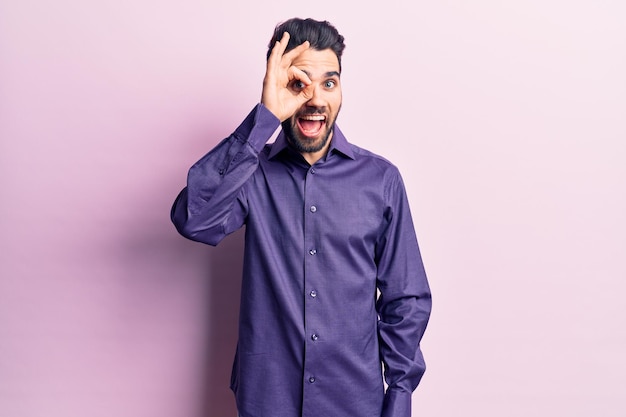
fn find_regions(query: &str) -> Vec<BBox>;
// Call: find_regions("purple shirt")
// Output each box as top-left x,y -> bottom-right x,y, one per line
171,104 -> 431,417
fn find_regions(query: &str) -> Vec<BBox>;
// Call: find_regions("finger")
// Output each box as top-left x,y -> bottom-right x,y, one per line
269,32 -> 290,64
281,40 -> 310,66
288,66 -> 312,86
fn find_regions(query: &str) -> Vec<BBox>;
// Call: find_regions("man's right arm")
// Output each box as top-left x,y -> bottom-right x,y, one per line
170,104 -> 280,246
172,31 -> 312,245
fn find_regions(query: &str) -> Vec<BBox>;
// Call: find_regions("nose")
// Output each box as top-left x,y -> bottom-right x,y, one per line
306,85 -> 325,107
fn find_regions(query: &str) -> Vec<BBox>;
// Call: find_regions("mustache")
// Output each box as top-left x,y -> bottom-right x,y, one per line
298,107 -> 326,116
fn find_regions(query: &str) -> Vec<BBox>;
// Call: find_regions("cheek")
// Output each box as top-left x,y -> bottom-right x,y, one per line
331,97 -> 342,116
327,92 -> 342,110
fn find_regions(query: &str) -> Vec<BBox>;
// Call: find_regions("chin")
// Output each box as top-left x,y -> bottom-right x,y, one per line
292,131 -> 331,154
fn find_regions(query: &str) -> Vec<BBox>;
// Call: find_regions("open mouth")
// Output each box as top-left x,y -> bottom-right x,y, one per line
297,114 -> 326,138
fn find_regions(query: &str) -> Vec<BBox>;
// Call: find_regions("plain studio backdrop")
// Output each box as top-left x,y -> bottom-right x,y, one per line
1,1 -> 624,416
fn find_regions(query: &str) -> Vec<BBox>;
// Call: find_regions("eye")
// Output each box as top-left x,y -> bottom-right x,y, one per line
324,80 -> 336,89
291,80 -> 306,90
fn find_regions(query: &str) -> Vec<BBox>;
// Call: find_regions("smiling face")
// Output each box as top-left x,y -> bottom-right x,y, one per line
281,48 -> 342,162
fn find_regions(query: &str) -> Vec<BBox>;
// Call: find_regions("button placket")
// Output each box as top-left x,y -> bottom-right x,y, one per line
303,168 -> 322,404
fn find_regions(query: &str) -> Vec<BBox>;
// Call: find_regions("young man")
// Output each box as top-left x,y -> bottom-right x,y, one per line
171,17 -> 432,417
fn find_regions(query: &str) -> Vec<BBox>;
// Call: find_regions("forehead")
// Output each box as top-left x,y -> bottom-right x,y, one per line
291,48 -> 340,78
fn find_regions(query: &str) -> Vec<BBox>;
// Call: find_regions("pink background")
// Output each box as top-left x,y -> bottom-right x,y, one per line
1,1 -> 625,416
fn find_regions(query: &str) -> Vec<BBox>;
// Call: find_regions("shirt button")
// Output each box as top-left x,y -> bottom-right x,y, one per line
310,205 -> 317,213
309,376 -> 316,383
310,168 -> 316,174
310,290 -> 317,298
311,333 -> 319,341
309,249 -> 317,255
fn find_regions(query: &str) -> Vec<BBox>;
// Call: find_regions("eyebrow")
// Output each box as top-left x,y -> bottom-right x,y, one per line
302,70 -> 341,79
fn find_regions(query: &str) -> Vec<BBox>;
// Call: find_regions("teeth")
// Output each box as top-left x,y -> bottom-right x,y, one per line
301,115 -> 325,121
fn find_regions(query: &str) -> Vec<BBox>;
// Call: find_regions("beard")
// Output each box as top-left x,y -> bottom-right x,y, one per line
282,106 -> 340,154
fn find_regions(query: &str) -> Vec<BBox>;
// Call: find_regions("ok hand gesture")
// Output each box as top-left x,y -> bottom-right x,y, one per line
261,32 -> 313,122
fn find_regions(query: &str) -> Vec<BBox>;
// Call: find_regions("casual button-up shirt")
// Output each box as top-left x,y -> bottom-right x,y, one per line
171,104 -> 432,417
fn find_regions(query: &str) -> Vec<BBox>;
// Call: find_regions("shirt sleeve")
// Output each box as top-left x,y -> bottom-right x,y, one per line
170,104 -> 281,246
375,168 -> 432,417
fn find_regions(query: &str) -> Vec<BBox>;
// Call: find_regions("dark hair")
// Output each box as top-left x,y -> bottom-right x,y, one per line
266,18 -> 346,71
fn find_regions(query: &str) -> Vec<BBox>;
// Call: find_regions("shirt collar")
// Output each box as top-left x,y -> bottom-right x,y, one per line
268,124 -> 355,161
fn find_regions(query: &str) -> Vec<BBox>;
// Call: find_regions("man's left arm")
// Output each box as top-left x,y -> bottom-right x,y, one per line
375,169 -> 432,417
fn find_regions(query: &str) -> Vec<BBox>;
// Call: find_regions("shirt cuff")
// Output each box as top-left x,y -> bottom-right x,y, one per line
233,103 -> 281,154
381,388 -> 412,417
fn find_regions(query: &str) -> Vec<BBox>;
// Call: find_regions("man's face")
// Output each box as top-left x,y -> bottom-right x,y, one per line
282,48 -> 342,155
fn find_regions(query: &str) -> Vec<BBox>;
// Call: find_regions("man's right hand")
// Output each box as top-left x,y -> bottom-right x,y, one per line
261,32 -> 313,122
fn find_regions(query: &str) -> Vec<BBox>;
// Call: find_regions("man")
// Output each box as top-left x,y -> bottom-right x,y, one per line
171,17 -> 431,417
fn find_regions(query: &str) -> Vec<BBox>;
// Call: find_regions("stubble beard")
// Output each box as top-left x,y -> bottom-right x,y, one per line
282,109 -> 339,154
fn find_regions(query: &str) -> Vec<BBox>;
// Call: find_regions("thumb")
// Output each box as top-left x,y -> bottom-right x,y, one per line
299,84 -> 315,102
